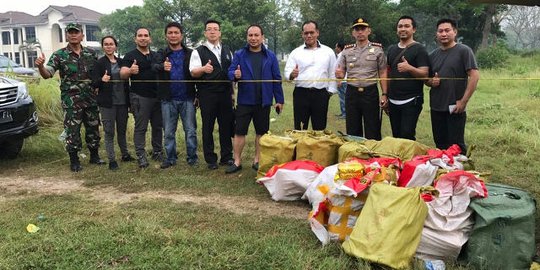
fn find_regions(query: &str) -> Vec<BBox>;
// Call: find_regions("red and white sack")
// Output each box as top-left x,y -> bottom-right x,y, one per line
257,160 -> 324,201
304,164 -> 339,244
416,170 -> 488,260
398,155 -> 438,187
427,144 -> 468,171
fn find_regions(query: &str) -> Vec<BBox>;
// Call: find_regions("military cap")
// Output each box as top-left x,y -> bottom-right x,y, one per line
351,18 -> 369,28
66,23 -> 82,32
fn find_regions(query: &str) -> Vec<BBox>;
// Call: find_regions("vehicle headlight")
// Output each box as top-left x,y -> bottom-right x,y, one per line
17,82 -> 29,100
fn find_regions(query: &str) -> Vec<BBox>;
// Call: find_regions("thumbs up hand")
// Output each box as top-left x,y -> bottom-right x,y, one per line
431,72 -> 440,87
234,65 -> 242,79
164,57 -> 171,72
335,64 -> 345,79
203,59 -> 213,74
397,56 -> 410,73
35,52 -> 46,67
130,59 -> 139,75
102,70 -> 111,82
290,64 -> 299,80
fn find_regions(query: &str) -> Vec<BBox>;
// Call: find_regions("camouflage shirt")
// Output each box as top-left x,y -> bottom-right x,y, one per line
46,45 -> 97,108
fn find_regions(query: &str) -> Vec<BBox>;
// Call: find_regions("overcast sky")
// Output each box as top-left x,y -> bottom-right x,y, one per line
0,0 -> 144,15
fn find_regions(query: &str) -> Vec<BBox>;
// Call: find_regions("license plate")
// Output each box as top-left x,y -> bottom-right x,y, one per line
0,110 -> 13,124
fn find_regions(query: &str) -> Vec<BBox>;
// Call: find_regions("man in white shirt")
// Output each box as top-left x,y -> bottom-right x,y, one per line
189,19 -> 234,170
284,20 -> 337,130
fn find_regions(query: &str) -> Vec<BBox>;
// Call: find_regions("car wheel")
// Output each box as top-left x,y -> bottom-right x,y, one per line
0,138 -> 24,159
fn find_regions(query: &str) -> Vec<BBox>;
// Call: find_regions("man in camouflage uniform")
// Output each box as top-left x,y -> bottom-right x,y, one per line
336,18 -> 388,140
35,23 -> 105,172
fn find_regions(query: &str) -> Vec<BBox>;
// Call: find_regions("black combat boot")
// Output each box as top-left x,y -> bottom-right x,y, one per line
89,148 -> 106,165
69,151 -> 82,172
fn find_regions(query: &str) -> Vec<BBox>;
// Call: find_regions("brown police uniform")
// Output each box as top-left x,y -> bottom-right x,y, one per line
337,20 -> 386,140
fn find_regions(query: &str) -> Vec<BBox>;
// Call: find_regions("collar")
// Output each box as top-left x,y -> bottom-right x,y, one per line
303,40 -> 321,49
204,41 -> 221,51
243,43 -> 267,53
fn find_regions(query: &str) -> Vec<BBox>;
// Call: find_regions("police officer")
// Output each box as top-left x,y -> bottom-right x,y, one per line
336,18 -> 388,140
35,22 -> 105,172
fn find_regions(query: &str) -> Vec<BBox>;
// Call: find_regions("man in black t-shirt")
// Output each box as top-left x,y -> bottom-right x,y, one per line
386,15 -> 430,141
120,27 -> 163,168
426,18 -> 479,153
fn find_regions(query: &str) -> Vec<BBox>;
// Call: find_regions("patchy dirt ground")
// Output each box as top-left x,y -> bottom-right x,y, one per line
0,176 -> 309,220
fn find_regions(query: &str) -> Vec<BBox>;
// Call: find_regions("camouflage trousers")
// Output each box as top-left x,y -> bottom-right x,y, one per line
63,105 -> 101,153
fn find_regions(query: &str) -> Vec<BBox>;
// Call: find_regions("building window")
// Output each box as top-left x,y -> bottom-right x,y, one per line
25,27 -> 36,42
2,32 -> 11,45
85,25 -> 100,42
58,27 -> 63,42
3,53 -> 9,57
27,51 -> 37,68
14,52 -> 20,64
13,29 -> 19,44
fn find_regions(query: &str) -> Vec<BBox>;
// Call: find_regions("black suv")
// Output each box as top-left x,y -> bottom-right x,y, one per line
0,76 -> 38,158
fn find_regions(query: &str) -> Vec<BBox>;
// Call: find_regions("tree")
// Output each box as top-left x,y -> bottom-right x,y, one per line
289,0 -> 399,51
503,6 -> 540,50
99,6 -> 153,54
398,0 -> 506,52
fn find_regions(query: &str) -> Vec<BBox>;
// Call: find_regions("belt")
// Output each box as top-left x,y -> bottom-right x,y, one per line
297,86 -> 327,91
348,84 -> 377,92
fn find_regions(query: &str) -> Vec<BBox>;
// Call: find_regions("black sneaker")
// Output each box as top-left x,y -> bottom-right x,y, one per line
70,163 -> 82,172
251,162 -> 259,171
160,160 -> 175,169
121,154 -> 135,162
225,164 -> 242,174
109,161 -> 119,171
151,151 -> 164,162
219,159 -> 234,166
207,163 -> 218,170
187,159 -> 199,166
138,156 -> 149,168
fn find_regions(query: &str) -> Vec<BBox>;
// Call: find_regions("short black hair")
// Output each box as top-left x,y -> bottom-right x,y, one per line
436,18 -> 457,29
246,24 -> 264,35
336,41 -> 345,51
397,15 -> 416,29
135,27 -> 151,37
205,19 -> 221,29
302,20 -> 319,31
165,22 -> 183,34
101,35 -> 118,47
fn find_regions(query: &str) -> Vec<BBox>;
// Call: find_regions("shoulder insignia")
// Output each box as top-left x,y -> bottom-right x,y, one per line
344,44 -> 355,50
370,42 -> 383,48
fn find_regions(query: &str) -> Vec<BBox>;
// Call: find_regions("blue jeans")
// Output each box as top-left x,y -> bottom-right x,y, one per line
338,82 -> 347,116
161,100 -> 198,164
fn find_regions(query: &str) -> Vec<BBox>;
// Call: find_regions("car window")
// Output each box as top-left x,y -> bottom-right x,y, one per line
0,56 -> 21,68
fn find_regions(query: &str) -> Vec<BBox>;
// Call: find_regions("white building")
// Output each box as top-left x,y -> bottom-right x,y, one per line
0,5 -> 102,68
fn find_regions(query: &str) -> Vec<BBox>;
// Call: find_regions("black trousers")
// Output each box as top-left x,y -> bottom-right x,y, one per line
198,90 -> 234,164
345,84 -> 381,140
388,96 -> 423,141
430,110 -> 467,153
293,87 -> 330,130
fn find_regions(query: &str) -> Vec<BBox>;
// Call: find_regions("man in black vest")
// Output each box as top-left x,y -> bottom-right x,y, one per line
189,19 -> 234,170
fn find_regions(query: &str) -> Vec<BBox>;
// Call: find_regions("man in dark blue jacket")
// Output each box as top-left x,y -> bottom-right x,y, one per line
155,22 -> 198,169
225,24 -> 284,174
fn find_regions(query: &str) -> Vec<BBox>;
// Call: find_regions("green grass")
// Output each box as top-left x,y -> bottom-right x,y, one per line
1,53 -> 539,269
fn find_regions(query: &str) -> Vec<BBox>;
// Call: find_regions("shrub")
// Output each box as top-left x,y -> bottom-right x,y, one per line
476,44 -> 510,69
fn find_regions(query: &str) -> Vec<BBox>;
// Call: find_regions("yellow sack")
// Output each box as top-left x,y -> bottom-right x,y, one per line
338,140 -> 379,162
295,131 -> 345,167
338,137 -> 429,162
258,133 -> 297,178
342,184 -> 431,269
